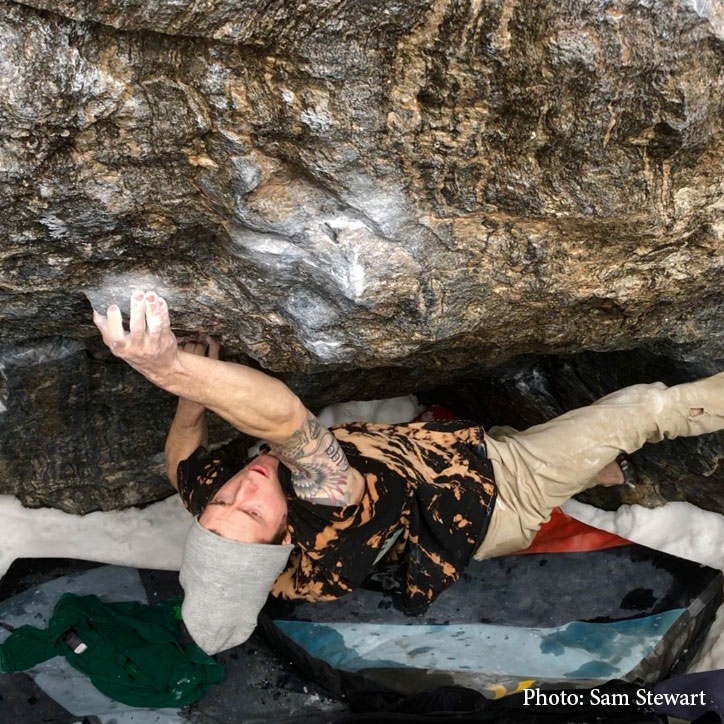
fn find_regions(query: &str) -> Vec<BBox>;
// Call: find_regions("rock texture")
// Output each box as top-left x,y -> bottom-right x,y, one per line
2,0 -> 724,512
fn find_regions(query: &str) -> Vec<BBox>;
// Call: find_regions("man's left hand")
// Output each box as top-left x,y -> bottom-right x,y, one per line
92,290 -> 179,384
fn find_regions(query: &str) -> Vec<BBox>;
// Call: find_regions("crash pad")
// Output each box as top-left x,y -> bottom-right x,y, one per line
261,513 -> 723,702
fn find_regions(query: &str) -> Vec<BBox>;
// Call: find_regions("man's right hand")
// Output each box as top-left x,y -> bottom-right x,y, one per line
93,290 -> 179,384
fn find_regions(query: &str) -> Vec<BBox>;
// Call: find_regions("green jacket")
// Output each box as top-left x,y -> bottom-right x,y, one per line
0,592 -> 224,708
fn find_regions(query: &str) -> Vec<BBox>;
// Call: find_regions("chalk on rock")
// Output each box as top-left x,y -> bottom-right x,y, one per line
83,273 -> 179,316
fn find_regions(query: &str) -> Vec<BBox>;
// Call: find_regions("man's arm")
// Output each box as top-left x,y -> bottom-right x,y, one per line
266,409 -> 366,506
165,399 -> 207,490
164,339 -> 214,490
93,290 -> 362,504
92,291 -> 305,443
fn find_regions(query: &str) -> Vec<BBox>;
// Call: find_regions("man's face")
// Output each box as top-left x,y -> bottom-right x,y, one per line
198,454 -> 291,545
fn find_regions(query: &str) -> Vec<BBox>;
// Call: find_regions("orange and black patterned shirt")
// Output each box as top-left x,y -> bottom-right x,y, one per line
177,419 -> 496,613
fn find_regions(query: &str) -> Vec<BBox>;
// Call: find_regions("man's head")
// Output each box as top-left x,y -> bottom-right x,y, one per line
179,453 -> 295,655
198,453 -> 291,545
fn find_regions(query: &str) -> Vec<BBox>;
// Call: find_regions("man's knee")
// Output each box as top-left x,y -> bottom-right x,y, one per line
487,424 -> 519,440
584,381 -> 676,450
596,381 -> 669,412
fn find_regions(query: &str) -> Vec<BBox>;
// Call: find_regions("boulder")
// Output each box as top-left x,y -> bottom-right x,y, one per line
1,0 -> 724,512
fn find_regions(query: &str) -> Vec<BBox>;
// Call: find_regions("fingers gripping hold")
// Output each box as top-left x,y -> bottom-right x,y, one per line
180,339 -> 208,355
129,292 -> 146,344
206,335 -> 221,360
178,335 -> 220,359
91,289 -> 178,379
106,305 -> 125,349
145,292 -> 162,338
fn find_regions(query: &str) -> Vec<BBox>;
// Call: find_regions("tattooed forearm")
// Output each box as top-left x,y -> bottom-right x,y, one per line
323,435 -> 348,468
267,410 -> 362,506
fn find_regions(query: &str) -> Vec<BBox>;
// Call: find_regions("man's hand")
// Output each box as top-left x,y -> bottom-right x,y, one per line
93,288 -> 305,441
92,290 -> 179,384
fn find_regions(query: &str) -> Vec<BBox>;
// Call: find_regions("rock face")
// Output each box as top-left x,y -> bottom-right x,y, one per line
1,0 -> 724,513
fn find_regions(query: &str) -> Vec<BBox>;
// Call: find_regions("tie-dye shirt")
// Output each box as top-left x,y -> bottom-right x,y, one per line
177,419 -> 496,612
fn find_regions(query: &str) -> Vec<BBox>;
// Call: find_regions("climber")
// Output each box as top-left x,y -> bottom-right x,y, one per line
92,290 -> 724,655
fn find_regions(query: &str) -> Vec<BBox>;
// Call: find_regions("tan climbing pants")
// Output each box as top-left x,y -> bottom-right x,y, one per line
473,372 -> 724,560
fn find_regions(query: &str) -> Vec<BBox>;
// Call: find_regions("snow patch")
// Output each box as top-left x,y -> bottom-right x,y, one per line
0,494 -> 189,579
317,395 -> 424,427
562,498 -> 724,571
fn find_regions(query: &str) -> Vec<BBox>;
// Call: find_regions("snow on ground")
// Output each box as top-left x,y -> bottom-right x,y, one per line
560,499 -> 724,580
0,494 -> 189,579
2,393 -> 724,673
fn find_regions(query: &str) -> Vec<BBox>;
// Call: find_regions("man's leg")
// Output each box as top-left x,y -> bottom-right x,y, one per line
474,372 -> 724,559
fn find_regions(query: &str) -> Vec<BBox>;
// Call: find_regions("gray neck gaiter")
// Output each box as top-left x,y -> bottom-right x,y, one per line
179,519 -> 293,655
